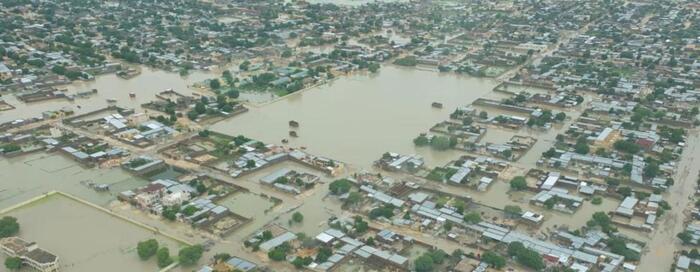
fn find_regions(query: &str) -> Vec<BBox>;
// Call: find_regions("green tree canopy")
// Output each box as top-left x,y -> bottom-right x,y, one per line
178,245 -> 204,266
0,216 -> 19,238
137,239 -> 159,260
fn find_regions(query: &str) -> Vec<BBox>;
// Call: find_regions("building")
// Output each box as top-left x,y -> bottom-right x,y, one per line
0,62 -> 12,81
0,237 -> 60,272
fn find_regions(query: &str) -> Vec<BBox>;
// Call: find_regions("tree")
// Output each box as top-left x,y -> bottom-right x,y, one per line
592,197 -> 603,205
542,148 -> 557,158
369,205 -> 395,219
504,205 -> 523,217
222,70 -> 234,84
292,212 -> 304,223
213,253 -> 231,263
463,212 -> 481,224
292,256 -> 312,268
0,216 -> 19,238
261,230 -> 273,241
137,239 -> 159,260
430,136 -> 452,150
246,159 -> 256,168
209,79 -> 221,89
414,255 -> 434,272
4,257 -> 21,270
613,140 -> 640,154
345,192 -> 362,206
226,89 -> 240,98
482,251 -> 506,269
479,111 -> 488,119
157,247 -> 173,268
413,135 -> 430,146
574,137 -> 589,154
268,247 -> 287,261
510,176 -> 527,191
353,216 -> 369,233
507,242 -> 544,270
368,62 -> 380,73
554,112 -> 566,121
198,130 -> 210,137
194,102 -> 206,114
162,205 -> 179,221
178,245 -> 204,266
329,179 -> 352,195
315,247 -> 332,262
239,60 -> 250,71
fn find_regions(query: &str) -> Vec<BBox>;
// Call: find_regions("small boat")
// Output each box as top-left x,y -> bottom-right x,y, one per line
289,120 -> 299,127
281,139 -> 289,144
91,88 -> 98,93
107,98 -> 117,103
129,92 -> 136,98
289,131 -> 298,137
431,102 -> 443,108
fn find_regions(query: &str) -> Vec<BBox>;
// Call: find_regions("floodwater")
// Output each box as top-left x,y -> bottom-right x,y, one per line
3,194 -> 183,272
0,153 -> 148,209
0,65 -> 271,123
0,67 -> 211,123
218,192 -> 276,219
212,66 -> 496,169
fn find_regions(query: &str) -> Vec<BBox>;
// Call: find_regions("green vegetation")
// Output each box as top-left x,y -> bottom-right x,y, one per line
613,139 -> 641,154
315,247 -> 333,262
607,236 -> 640,261
369,205 -> 395,220
482,251 -> 506,269
137,239 -> 159,260
507,242 -> 545,270
353,216 -> 369,234
127,158 -> 150,168
4,257 -> 21,270
463,212 -> 481,224
162,205 -> 180,221
587,212 -> 616,234
267,242 -> 291,261
393,56 -> 418,66
413,135 -> 429,146
292,256 -> 313,268
413,249 -> 448,272
591,196 -> 603,205
329,179 -> 353,195
509,176 -> 527,191
504,205 -> 523,217
178,245 -> 204,266
574,136 -> 590,154
426,167 -> 459,182
0,216 -> 19,238
156,247 -> 173,268
292,212 -> 304,223
345,192 -> 362,206
0,144 -> 21,154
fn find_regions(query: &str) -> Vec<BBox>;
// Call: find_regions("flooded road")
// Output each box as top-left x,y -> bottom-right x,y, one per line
638,129 -> 700,272
212,66 -> 496,169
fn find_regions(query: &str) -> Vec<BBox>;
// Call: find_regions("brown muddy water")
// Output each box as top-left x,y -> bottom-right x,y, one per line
0,66 -> 272,123
0,153 -> 148,209
212,66 -> 496,169
2,194 -> 184,272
